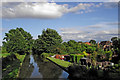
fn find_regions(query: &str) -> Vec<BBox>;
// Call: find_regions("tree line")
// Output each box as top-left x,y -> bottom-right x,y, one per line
2,28 -> 120,61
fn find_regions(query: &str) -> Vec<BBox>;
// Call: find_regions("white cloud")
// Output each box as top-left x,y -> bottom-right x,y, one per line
60,22 -> 118,42
1,0 -> 119,2
2,2 -> 67,19
2,2 -> 102,19
103,2 -> 118,8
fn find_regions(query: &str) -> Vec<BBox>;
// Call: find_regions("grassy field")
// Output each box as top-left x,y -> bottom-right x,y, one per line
47,57 -> 73,68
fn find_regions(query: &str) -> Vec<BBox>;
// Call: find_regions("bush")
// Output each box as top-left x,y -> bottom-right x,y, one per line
41,53 -> 49,58
61,52 -> 68,55
41,53 -> 54,58
114,64 -> 119,68
70,54 -> 84,63
76,55 -> 84,63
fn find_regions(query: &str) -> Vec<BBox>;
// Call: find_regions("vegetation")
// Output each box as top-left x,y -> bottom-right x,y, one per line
89,39 -> 96,44
47,57 -> 73,68
70,54 -> 84,63
2,27 -> 120,79
0,53 -> 11,58
15,53 -> 26,63
41,53 -> 54,58
3,28 -> 33,54
33,28 -> 62,54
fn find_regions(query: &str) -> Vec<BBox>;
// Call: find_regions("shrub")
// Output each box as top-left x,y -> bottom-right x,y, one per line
70,54 -> 84,63
41,53 -> 49,58
76,55 -> 84,63
41,53 -> 55,58
114,64 -> 119,68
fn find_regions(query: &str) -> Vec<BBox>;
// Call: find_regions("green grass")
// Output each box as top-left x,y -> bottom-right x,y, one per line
47,57 -> 73,68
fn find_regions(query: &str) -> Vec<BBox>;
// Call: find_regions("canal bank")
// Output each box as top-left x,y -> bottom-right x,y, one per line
2,53 -> 26,79
46,57 -> 73,73
18,54 -> 69,79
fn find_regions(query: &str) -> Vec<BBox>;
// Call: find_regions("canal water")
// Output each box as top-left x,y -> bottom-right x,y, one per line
18,54 -> 69,79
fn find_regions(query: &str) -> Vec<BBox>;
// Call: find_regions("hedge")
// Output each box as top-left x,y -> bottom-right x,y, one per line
70,54 -> 84,63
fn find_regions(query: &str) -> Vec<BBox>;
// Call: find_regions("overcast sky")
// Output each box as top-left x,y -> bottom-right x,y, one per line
1,1 -> 119,46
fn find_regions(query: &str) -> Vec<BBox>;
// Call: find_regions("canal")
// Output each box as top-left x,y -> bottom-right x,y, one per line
18,54 -> 69,79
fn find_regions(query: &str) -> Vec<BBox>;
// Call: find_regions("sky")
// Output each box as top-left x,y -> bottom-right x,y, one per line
1,1 -> 119,46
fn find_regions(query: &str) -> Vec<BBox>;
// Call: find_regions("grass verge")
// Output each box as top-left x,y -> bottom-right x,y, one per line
47,57 -> 73,68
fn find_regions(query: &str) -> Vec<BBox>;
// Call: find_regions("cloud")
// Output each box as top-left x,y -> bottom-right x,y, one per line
87,22 -> 119,28
103,2 -> 118,8
106,22 -> 120,25
2,2 -> 102,19
1,0 -> 119,2
2,2 -> 67,19
60,22 -> 118,42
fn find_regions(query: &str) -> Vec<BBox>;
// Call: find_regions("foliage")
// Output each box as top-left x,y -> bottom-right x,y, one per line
70,54 -> 84,63
41,53 -> 50,58
33,28 -> 62,54
111,37 -> 120,54
2,54 -> 21,79
0,53 -> 11,58
3,28 -> 33,54
111,37 -> 120,62
15,53 -> 26,63
82,51 -> 87,56
1,46 -> 8,53
86,46 -> 96,53
89,40 -> 96,44
76,55 -> 84,63
47,57 -> 73,67
104,50 -> 113,60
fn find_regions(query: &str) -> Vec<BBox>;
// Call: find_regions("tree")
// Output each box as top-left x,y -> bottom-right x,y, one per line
111,37 -> 120,63
3,28 -> 33,54
111,37 -> 117,42
33,28 -> 62,54
105,50 -> 113,61
89,40 -> 96,44
86,46 -> 96,53
111,37 -> 120,55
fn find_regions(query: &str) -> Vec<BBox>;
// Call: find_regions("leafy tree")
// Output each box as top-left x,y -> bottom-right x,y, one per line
89,40 -> 96,44
111,37 -> 120,62
3,28 -> 33,54
111,37 -> 117,42
105,50 -> 113,61
86,46 -> 96,54
111,37 -> 120,55
33,28 -> 62,54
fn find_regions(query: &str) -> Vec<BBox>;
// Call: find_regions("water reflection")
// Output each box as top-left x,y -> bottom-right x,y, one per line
19,54 -> 69,79
19,55 -> 34,78
30,55 -> 42,78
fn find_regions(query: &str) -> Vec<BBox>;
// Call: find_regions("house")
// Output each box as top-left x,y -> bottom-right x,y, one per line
60,55 -> 65,60
55,54 -> 61,59
55,54 -> 65,60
